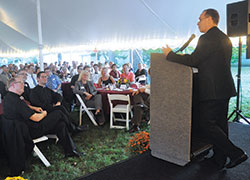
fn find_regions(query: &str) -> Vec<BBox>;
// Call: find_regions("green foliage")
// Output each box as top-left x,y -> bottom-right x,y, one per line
141,48 -> 162,67
228,66 -> 250,121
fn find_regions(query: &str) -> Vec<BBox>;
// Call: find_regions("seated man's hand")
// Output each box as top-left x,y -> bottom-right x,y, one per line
42,110 -> 47,117
54,101 -> 61,106
132,90 -> 139,96
138,87 -> 146,93
35,107 -> 43,112
85,94 -> 93,100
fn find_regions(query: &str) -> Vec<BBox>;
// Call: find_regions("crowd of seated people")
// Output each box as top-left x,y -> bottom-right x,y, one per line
0,60 -> 149,175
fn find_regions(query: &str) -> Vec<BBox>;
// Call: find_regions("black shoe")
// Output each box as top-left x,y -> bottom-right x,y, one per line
65,150 -> 84,158
76,125 -> 88,132
204,155 -> 227,170
72,125 -> 88,136
226,152 -> 248,169
128,125 -> 140,133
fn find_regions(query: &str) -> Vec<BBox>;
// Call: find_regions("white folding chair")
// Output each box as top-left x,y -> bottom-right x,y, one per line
32,135 -> 58,167
107,94 -> 132,130
76,94 -> 98,126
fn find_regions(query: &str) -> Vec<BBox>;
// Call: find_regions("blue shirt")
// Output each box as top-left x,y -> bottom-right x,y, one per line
46,74 -> 61,90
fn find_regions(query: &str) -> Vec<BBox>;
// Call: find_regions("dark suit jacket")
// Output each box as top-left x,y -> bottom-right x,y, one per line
29,85 -> 63,112
167,27 -> 236,101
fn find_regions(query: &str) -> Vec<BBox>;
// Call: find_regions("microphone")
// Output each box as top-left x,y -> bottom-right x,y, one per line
175,34 -> 196,53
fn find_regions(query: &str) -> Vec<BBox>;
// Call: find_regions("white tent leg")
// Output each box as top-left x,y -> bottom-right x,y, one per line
37,0 -> 44,70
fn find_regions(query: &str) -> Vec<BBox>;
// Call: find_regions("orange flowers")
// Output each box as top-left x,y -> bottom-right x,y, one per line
126,131 -> 150,155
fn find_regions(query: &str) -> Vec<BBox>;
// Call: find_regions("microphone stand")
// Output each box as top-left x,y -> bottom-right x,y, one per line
227,37 -> 250,124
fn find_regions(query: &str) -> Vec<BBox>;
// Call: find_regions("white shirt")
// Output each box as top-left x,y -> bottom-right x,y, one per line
145,84 -> 150,94
92,72 -> 101,84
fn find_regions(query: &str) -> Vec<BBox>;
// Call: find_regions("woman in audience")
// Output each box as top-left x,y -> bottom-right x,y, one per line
98,67 -> 115,87
73,70 -> 105,125
120,63 -> 135,83
109,64 -> 120,82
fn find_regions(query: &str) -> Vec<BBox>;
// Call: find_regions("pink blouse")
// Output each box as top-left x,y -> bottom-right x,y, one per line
120,72 -> 135,83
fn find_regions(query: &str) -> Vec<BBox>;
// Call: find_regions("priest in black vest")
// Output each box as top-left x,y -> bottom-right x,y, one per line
29,71 -> 85,134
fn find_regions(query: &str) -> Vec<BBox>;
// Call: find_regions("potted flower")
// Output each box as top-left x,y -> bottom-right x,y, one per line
126,131 -> 150,155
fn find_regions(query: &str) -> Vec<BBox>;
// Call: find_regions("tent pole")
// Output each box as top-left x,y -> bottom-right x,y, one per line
131,49 -> 133,67
37,0 -> 44,70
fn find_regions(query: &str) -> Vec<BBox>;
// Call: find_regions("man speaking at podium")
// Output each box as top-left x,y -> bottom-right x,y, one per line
162,9 -> 248,169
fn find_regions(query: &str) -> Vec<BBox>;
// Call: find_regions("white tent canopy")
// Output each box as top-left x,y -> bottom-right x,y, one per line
0,0 -> 237,56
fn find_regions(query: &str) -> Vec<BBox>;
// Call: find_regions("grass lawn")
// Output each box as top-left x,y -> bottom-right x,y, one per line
0,66 -> 249,180
0,111 -> 150,180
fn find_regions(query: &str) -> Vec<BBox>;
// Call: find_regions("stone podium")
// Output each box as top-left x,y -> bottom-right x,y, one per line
150,53 -> 212,166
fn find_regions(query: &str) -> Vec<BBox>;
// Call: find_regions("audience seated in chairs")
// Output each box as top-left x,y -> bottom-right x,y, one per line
98,67 -> 116,87
45,67 -> 62,94
121,63 -> 135,83
129,68 -> 150,133
73,70 -> 105,125
2,77 -> 83,175
135,63 -> 147,85
109,64 -> 120,82
29,71 -> 85,133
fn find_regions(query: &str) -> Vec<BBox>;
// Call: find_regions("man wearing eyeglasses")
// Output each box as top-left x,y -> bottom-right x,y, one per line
162,9 -> 247,169
3,76 -> 83,158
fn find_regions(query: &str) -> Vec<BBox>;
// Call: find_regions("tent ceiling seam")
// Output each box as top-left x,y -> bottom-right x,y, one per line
139,0 -> 177,35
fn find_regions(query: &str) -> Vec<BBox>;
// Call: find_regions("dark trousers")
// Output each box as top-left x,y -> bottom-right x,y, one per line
28,110 -> 76,154
85,94 -> 102,110
84,94 -> 105,124
52,105 -> 77,131
132,93 -> 150,125
199,99 -> 243,160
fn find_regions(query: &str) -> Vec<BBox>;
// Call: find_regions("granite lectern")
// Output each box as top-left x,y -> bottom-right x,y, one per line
150,53 -> 212,166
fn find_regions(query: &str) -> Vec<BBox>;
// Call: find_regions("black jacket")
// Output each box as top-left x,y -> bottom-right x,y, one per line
167,27 -> 236,101
29,85 -> 62,112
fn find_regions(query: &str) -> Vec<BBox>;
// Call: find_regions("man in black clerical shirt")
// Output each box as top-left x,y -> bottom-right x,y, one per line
29,71 -> 85,133
162,9 -> 247,169
3,76 -> 83,158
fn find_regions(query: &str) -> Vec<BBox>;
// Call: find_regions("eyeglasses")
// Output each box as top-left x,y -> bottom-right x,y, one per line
40,75 -> 47,78
14,81 -> 24,84
199,16 -> 209,22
